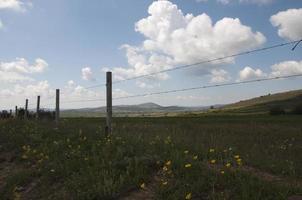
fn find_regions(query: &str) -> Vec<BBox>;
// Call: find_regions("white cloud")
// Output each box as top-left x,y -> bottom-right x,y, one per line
198,0 -> 274,5
14,81 -> 54,98
0,58 -> 48,83
270,60 -> 302,77
0,71 -> 33,83
0,19 -> 3,29
113,88 -> 131,98
238,66 -> 266,81
67,80 -> 76,87
270,8 -> 302,41
239,0 -> 273,5
210,69 -> 230,83
0,58 -> 48,74
0,0 -> 27,12
81,67 -> 95,81
110,0 -> 265,86
176,95 -> 209,101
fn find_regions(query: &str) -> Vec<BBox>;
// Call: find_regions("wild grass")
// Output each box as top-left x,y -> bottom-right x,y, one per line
0,115 -> 301,199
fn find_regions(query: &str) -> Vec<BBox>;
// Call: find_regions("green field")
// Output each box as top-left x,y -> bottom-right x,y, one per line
0,115 -> 302,199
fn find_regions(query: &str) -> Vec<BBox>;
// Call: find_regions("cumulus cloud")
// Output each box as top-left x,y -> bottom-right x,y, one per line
14,81 -> 54,98
238,66 -> 266,81
63,80 -> 130,102
210,69 -> 231,83
0,58 -> 48,83
0,0 -> 28,12
109,0 -> 265,86
0,71 -> 33,83
198,0 -> 274,5
270,60 -> 302,77
270,8 -> 302,41
81,67 -> 95,81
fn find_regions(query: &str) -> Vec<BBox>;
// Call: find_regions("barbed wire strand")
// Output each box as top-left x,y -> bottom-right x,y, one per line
33,73 -> 302,109
82,39 -> 301,89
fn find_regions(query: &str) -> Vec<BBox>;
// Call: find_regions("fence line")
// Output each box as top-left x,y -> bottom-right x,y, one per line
1,39 -> 301,134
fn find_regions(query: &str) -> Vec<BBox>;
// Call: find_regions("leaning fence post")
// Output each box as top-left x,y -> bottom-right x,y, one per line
105,71 -> 112,136
55,89 -> 60,125
36,96 -> 40,119
25,99 -> 28,119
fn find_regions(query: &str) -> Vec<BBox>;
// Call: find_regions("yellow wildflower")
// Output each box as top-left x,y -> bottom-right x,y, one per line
184,150 -> 189,154
21,155 -> 28,159
221,170 -> 225,175
185,163 -> 192,168
210,159 -> 216,164
165,160 -> 172,166
234,155 -> 240,159
162,181 -> 168,186
140,183 -> 146,189
226,163 -> 231,168
193,155 -> 198,160
185,192 -> 192,200
209,148 -> 215,153
163,166 -> 168,171
50,169 -> 55,173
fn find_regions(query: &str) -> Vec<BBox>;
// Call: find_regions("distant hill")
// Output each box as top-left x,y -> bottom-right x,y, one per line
219,89 -> 302,114
61,102 -> 214,117
61,90 -> 302,117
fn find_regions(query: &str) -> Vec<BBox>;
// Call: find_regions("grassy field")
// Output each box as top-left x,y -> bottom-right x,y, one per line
0,115 -> 302,199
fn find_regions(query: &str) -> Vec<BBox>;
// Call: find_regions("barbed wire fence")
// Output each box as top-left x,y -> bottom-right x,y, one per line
1,39 -> 302,134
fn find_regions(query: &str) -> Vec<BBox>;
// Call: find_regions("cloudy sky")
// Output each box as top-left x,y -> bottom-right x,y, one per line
0,0 -> 301,109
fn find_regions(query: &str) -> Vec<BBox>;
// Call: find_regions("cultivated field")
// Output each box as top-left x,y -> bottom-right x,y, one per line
0,115 -> 302,199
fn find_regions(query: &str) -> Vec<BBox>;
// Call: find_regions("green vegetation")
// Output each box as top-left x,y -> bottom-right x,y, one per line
219,89 -> 302,115
0,115 -> 302,199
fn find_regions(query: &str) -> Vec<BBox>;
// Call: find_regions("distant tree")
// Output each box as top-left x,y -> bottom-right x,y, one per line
210,106 -> 214,109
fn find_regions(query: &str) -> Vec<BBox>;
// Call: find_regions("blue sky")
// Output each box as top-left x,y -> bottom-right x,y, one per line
0,0 -> 301,109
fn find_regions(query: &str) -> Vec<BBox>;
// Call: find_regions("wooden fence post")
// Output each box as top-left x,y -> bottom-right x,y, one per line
25,99 -> 28,119
36,96 -> 40,119
15,106 -> 18,118
106,72 -> 112,136
55,89 -> 60,125
9,110 -> 12,118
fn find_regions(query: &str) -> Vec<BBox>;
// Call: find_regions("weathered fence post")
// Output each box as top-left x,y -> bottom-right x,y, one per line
15,106 -> 18,118
55,89 -> 60,125
105,71 -> 112,136
9,110 -> 12,118
36,96 -> 40,119
25,99 -> 28,119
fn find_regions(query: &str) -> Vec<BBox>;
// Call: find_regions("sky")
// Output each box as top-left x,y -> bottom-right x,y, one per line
0,0 -> 301,110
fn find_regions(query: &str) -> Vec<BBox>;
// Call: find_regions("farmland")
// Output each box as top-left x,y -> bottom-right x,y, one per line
0,115 -> 302,199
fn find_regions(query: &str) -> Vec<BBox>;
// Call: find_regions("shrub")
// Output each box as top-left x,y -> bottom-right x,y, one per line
269,106 -> 285,115
291,104 -> 302,115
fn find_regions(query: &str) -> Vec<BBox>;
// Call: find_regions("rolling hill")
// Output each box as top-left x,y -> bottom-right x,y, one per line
61,103 -> 214,117
219,89 -> 302,114
61,89 -> 302,117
